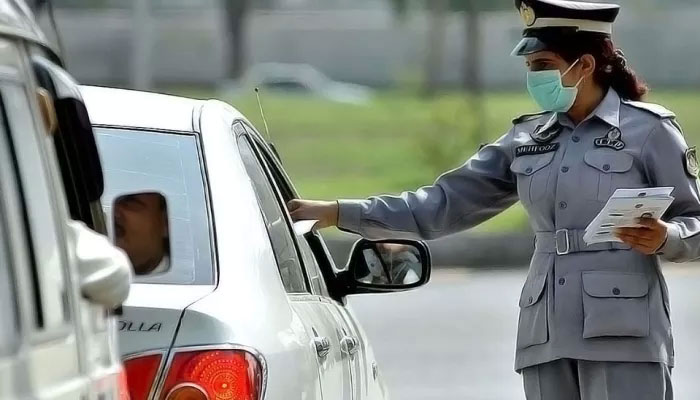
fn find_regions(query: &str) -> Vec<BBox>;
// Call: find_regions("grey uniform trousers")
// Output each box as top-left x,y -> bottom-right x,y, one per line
522,359 -> 673,400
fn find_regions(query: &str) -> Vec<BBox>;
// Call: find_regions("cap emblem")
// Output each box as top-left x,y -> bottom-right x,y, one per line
520,3 -> 536,27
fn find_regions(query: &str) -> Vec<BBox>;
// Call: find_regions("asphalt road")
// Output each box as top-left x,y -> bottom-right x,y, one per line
348,264 -> 700,400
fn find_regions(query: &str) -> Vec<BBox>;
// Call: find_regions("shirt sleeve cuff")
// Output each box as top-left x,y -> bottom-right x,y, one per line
337,199 -> 365,234
658,222 -> 682,257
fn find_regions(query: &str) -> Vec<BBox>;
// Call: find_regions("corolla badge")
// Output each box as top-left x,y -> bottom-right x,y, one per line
119,320 -> 163,332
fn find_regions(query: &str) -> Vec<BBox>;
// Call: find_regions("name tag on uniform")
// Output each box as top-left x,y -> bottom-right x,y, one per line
516,143 -> 559,157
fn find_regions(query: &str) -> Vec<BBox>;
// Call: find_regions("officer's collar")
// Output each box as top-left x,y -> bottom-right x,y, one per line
591,88 -> 621,128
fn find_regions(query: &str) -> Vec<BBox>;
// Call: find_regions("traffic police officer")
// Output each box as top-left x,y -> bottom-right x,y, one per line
289,0 -> 700,398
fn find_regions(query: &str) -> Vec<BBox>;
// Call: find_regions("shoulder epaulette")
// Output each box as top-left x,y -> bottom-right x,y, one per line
621,99 -> 675,119
512,111 -> 548,124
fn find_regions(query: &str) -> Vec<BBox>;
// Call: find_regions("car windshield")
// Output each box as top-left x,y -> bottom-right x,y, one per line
95,127 -> 214,285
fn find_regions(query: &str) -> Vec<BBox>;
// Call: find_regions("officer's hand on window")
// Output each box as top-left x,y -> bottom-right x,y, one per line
614,218 -> 669,255
287,199 -> 339,229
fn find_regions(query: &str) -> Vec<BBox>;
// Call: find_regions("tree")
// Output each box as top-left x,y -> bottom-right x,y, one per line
450,0 -> 511,93
222,0 -> 251,80
389,0 -> 511,94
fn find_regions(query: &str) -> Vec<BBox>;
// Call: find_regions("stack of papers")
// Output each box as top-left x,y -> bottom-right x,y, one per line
583,187 -> 675,245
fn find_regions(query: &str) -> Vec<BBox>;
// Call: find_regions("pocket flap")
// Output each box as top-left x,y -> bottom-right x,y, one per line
584,149 -> 634,173
582,272 -> 649,298
519,273 -> 547,307
510,151 -> 556,176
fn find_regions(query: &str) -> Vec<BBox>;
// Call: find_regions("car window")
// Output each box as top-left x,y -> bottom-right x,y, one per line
95,128 -> 214,285
236,132 -> 308,293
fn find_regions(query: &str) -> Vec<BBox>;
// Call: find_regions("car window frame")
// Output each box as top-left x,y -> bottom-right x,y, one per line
233,122 -> 312,294
239,121 -> 342,299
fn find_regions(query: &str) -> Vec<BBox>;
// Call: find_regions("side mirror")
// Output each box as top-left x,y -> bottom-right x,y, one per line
346,239 -> 431,293
112,192 -> 171,276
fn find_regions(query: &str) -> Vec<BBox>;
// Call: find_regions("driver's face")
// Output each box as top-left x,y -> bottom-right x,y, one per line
114,193 -> 168,275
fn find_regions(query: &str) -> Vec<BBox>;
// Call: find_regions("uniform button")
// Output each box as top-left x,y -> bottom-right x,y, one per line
612,287 -> 621,296
528,296 -> 534,304
525,167 -> 533,173
572,136 -> 580,143
561,166 -> 569,173
603,164 -> 611,171
559,201 -> 568,209
558,277 -> 566,286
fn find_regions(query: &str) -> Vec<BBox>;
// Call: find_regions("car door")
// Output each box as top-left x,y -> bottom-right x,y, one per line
0,49 -> 87,400
235,123 -> 352,400
242,126 -> 374,400
32,49 -> 120,400
294,230 -> 365,400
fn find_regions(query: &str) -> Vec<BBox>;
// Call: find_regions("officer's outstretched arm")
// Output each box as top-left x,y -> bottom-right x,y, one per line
644,119 -> 700,262
337,130 -> 518,240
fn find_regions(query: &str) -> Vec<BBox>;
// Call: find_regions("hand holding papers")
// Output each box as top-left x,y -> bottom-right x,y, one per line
583,188 -> 674,245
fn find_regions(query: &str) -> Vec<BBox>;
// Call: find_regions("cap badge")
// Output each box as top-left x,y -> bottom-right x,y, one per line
520,3 -> 536,27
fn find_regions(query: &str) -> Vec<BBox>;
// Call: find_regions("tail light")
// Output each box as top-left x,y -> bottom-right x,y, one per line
160,349 -> 263,400
123,354 -> 164,400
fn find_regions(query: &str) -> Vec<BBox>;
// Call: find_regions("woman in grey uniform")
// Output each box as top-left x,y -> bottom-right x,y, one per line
289,0 -> 698,398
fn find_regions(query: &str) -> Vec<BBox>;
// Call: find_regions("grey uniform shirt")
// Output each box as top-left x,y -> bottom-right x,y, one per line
337,89 -> 700,371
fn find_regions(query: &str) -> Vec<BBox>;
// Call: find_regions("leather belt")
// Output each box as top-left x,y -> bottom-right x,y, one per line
535,229 -> 630,255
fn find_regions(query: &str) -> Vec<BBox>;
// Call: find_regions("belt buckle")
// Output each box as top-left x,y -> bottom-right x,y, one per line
555,229 -> 570,255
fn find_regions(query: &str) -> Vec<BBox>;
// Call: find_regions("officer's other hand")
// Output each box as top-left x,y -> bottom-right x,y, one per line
614,218 -> 669,255
287,199 -> 339,229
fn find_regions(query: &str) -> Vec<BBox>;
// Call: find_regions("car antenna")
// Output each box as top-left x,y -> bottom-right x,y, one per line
254,87 -> 272,142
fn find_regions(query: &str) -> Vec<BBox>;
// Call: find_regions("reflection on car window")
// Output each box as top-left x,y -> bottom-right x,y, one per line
237,133 -> 308,294
96,128 -> 213,285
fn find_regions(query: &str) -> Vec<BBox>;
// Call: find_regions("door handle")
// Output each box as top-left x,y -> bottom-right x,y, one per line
341,336 -> 360,356
313,336 -> 331,358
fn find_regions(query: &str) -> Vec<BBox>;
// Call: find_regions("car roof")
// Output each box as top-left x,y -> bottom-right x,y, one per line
80,85 -> 207,132
80,86 -> 254,136
0,0 -> 51,48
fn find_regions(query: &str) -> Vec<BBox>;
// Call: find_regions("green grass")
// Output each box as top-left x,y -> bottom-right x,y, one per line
168,88 -> 700,234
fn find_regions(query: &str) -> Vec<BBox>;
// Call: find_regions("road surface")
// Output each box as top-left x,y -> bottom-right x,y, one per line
348,264 -> 700,400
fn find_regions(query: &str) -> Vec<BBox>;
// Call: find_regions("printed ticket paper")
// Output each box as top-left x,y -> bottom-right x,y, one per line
583,187 -> 675,245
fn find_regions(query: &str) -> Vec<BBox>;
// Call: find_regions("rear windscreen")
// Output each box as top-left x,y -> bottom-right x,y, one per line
95,127 -> 214,285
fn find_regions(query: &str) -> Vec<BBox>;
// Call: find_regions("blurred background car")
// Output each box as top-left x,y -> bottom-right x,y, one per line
2,1 -> 130,400
223,63 -> 374,105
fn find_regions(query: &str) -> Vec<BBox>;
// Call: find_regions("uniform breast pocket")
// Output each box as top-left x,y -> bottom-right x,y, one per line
510,151 -> 556,204
582,150 -> 635,202
581,271 -> 650,339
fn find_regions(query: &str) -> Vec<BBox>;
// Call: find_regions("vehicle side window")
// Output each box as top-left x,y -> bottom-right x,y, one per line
237,134 -> 308,293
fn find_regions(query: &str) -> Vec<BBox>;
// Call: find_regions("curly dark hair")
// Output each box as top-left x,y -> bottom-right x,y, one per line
532,30 -> 649,101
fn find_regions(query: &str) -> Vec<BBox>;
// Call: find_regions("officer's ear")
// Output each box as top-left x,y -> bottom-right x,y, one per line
580,54 -> 597,79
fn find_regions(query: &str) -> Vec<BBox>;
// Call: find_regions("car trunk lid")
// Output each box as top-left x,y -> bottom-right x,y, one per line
118,284 -> 214,356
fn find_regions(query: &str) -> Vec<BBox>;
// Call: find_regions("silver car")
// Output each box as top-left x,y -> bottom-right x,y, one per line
82,86 -> 431,400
